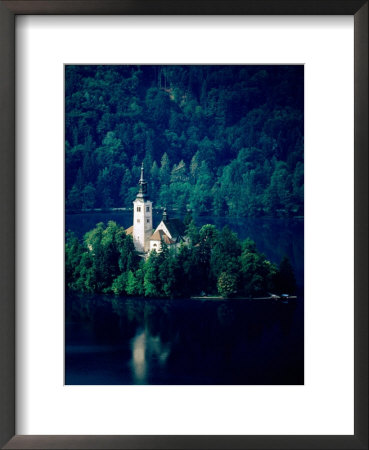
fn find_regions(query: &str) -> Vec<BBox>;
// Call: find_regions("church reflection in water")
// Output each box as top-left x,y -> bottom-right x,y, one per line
65,292 -> 303,385
131,329 -> 171,384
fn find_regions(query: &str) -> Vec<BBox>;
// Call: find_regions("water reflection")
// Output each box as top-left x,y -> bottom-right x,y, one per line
131,330 -> 147,383
131,329 -> 171,384
65,292 -> 304,385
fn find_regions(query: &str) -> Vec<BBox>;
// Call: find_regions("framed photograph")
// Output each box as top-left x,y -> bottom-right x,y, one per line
0,1 -> 367,449
64,63 -> 305,387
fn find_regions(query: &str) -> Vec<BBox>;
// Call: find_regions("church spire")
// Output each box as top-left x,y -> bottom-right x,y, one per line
140,162 -> 144,182
136,162 -> 148,199
162,207 -> 168,222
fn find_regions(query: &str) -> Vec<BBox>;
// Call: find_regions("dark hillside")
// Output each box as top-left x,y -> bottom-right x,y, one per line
65,65 -> 304,217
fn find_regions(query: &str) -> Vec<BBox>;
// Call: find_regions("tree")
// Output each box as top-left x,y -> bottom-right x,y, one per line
196,224 -> 218,292
67,185 -> 82,210
189,151 -> 201,183
82,183 -> 96,209
170,160 -> 188,183
198,224 -> 218,252
183,210 -> 193,227
79,221 -> 138,293
143,251 -> 161,297
96,168 -> 114,208
145,88 -> 171,129
210,225 -> 242,279
186,219 -> 200,246
65,231 -> 84,289
125,270 -> 138,295
217,272 -> 238,298
117,232 -> 140,273
239,239 -> 277,297
174,245 -> 196,297
119,167 -> 134,204
263,162 -> 293,215
159,152 -> 171,185
111,273 -> 128,295
95,131 -> 123,168
134,268 -> 145,296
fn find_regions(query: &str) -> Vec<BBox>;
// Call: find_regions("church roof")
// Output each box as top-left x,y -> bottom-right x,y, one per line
150,229 -> 175,245
125,225 -> 134,235
164,218 -> 186,239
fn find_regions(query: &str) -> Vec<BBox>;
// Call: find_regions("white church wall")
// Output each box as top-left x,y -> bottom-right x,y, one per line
149,240 -> 161,252
143,201 -> 153,252
133,199 -> 152,253
154,221 -> 172,239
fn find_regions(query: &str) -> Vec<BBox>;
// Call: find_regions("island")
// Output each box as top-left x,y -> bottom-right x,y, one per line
66,165 -> 296,299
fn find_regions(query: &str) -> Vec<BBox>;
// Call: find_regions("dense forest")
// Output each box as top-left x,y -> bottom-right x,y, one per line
65,219 -> 296,299
66,65 -> 304,217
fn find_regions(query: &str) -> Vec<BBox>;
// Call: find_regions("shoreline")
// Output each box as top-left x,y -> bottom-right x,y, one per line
190,295 -> 298,301
65,208 -> 304,220
67,290 -> 298,302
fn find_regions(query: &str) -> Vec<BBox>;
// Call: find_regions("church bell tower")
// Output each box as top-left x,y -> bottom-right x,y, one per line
133,163 -> 153,253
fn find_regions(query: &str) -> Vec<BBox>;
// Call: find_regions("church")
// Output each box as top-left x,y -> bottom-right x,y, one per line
125,163 -> 187,254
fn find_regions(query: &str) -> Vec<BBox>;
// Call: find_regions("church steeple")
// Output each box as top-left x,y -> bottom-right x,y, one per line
162,207 -> 168,223
136,162 -> 148,199
132,162 -> 153,253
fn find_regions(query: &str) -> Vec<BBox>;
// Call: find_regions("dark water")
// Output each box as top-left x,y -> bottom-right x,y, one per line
65,292 -> 304,385
65,211 -> 304,385
66,211 -> 304,286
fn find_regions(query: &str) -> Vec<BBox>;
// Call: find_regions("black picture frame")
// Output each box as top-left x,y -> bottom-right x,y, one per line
0,1 -> 367,449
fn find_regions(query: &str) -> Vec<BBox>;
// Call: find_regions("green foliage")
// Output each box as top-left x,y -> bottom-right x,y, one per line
143,251 -> 161,297
65,231 -> 84,289
210,226 -> 242,279
125,270 -> 138,295
186,219 -> 200,246
82,183 -> 96,209
217,272 -> 238,298
66,220 -> 296,299
111,272 -> 128,295
66,221 -> 140,293
239,240 -> 278,297
67,185 -> 82,210
66,65 -> 304,217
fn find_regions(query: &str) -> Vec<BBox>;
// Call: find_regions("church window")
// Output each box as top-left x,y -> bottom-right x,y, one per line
146,206 -> 150,212
137,207 -> 141,212
147,219 -> 150,223
153,243 -> 157,247
137,219 -> 140,223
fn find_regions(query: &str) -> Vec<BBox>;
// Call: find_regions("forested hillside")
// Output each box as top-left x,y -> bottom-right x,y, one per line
65,65 -> 304,217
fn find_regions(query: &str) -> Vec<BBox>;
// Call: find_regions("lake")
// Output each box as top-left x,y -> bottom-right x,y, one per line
65,211 -> 304,385
66,292 -> 304,385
